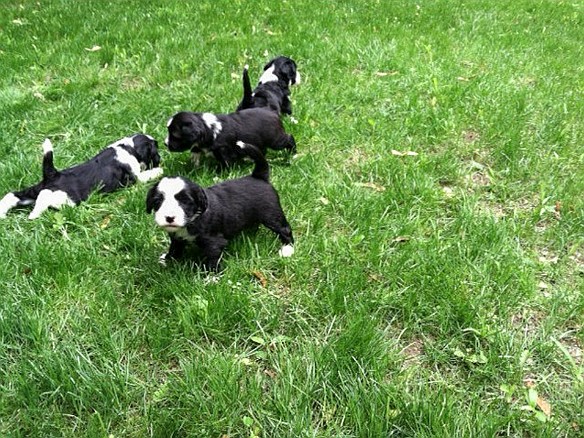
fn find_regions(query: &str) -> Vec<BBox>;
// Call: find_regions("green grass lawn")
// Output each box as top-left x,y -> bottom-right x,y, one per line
1,0 -> 583,436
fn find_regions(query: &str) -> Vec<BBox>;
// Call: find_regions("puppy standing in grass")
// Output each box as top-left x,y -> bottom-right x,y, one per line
236,56 -> 301,116
165,107 -> 296,168
146,142 -> 294,271
0,134 -> 162,219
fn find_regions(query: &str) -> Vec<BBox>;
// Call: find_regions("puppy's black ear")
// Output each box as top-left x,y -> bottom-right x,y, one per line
282,59 -> 298,84
186,183 -> 208,214
263,59 -> 275,71
134,136 -> 161,168
145,184 -> 159,214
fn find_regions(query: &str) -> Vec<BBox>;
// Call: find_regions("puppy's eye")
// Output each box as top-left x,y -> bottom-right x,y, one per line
151,195 -> 163,210
175,192 -> 193,205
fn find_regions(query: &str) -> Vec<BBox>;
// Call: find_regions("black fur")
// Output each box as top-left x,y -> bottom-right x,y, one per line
165,107 -> 296,168
146,144 -> 293,271
236,56 -> 300,115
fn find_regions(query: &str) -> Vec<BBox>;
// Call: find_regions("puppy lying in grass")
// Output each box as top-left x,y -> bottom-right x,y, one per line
147,141 -> 294,271
0,134 -> 162,219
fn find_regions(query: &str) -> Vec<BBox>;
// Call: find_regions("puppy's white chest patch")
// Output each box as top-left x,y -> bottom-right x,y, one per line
112,146 -> 141,176
202,113 -> 223,139
259,65 -> 278,84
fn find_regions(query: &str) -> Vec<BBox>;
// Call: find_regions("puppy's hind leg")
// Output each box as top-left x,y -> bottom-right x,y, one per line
0,184 -> 43,218
262,209 -> 295,257
28,189 -> 75,219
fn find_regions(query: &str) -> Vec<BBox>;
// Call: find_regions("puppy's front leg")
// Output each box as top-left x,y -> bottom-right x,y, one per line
169,235 -> 187,258
137,167 -> 164,183
160,235 -> 187,264
198,235 -> 228,272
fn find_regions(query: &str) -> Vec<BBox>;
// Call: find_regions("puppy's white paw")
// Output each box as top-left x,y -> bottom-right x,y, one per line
236,141 -> 246,149
159,253 -> 168,266
204,274 -> 221,285
138,167 -> 164,182
150,167 -> 164,178
278,244 -> 295,258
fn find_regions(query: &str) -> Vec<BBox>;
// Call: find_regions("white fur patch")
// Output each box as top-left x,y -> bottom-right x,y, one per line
295,71 -> 301,85
138,167 -> 163,183
154,177 -> 188,228
236,141 -> 246,149
201,113 -> 223,139
259,65 -> 278,84
164,136 -> 169,146
166,117 -> 173,128
112,146 -> 142,176
28,189 -> 74,219
42,138 -> 53,154
0,193 -> 20,218
278,244 -> 294,258
112,145 -> 159,182
109,136 -> 134,148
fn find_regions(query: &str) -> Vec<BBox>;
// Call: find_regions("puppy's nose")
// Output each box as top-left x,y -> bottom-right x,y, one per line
165,216 -> 175,224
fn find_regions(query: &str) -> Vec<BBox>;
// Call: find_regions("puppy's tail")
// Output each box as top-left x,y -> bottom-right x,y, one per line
41,138 -> 59,181
236,141 -> 269,182
237,65 -> 253,110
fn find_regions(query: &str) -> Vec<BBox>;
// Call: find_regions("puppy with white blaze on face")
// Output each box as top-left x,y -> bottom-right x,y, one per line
236,56 -> 301,116
0,134 -> 163,220
146,142 -> 294,271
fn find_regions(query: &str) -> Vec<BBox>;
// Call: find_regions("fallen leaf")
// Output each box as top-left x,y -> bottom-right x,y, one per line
392,236 -> 411,243
263,368 -> 277,378
538,281 -> 548,290
456,76 -> 470,81
536,396 -> 551,417
319,197 -> 329,205
252,270 -> 268,287
12,19 -> 25,25
375,70 -> 399,77
100,215 -> 111,229
442,186 -> 455,198
391,149 -> 418,156
356,182 -> 386,192
84,45 -> 102,52
230,72 -> 239,80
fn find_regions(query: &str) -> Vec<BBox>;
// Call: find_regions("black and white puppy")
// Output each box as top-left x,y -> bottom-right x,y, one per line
146,142 -> 294,271
236,56 -> 301,116
0,134 -> 162,219
165,107 -> 296,168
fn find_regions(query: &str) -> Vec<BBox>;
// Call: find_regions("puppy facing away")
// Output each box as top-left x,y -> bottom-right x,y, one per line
165,107 -> 296,168
0,134 -> 163,219
146,142 -> 294,271
236,56 -> 301,116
